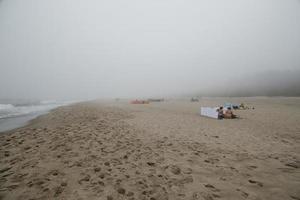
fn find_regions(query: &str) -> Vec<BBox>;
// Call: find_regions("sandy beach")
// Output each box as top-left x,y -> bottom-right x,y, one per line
0,97 -> 299,200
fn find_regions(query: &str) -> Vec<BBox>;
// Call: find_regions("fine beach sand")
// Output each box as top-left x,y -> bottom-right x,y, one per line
0,97 -> 299,200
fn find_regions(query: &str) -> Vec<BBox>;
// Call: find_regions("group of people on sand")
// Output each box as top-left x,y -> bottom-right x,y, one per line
239,103 -> 254,110
217,106 -> 236,119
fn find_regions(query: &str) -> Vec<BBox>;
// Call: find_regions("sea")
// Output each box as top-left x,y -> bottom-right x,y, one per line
0,100 -> 73,133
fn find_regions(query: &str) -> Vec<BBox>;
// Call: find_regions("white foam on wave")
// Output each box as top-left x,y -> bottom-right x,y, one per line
0,104 -> 15,110
0,102 -> 64,119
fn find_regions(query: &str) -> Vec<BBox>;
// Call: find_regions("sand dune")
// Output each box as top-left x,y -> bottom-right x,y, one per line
0,98 -> 300,200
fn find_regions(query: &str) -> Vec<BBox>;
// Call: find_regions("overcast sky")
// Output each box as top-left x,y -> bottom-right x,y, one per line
0,0 -> 299,100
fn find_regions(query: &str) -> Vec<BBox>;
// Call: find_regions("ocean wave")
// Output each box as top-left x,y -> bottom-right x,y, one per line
0,104 -> 15,110
0,103 -> 63,119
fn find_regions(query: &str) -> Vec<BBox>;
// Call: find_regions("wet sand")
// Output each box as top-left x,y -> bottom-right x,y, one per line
0,98 -> 299,200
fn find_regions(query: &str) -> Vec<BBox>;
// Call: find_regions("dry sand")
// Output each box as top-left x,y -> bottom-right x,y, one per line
0,97 -> 299,200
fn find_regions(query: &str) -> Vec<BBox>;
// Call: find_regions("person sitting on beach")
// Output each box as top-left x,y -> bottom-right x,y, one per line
217,106 -> 224,119
224,107 -> 236,119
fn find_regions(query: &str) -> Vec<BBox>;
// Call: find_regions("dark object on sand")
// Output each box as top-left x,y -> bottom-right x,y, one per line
224,103 -> 239,110
131,100 -> 149,104
148,98 -> 164,102
190,97 -> 199,102
239,103 -> 255,110
217,107 -> 224,119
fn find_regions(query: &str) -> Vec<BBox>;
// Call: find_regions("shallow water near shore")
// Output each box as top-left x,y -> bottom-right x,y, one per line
0,112 -> 46,133
0,101 -> 76,133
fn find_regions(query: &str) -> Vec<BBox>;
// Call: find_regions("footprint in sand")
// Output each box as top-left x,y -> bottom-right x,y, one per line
126,191 -> 134,197
182,167 -> 193,174
236,188 -> 249,198
78,174 -> 91,184
0,167 -> 12,174
53,185 -> 65,197
290,195 -> 300,200
248,179 -> 263,187
285,161 -> 300,169
204,184 -> 221,193
168,165 -> 181,175
147,162 -> 156,167
4,151 -> 10,157
94,167 -> 101,172
247,165 -> 258,170
116,187 -> 126,195
49,169 -> 61,176
192,191 -> 215,200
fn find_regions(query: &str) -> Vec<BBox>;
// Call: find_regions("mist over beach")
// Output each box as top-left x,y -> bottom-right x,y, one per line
0,0 -> 300,200
1,0 -> 300,100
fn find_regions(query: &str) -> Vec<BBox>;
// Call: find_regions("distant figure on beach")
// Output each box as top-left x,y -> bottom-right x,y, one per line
224,107 -> 236,119
239,103 -> 245,109
191,97 -> 199,102
217,106 -> 224,119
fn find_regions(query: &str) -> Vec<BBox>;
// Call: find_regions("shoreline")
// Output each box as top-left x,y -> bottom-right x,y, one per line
0,101 -> 80,134
0,98 -> 299,200
0,111 -> 49,134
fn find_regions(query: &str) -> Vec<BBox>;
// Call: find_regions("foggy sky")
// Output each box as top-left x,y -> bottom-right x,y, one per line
0,0 -> 300,100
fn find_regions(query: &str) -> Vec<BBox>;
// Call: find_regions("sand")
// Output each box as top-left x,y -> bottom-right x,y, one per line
0,98 -> 299,200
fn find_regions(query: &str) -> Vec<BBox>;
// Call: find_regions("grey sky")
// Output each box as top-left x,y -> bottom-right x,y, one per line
0,0 -> 300,100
